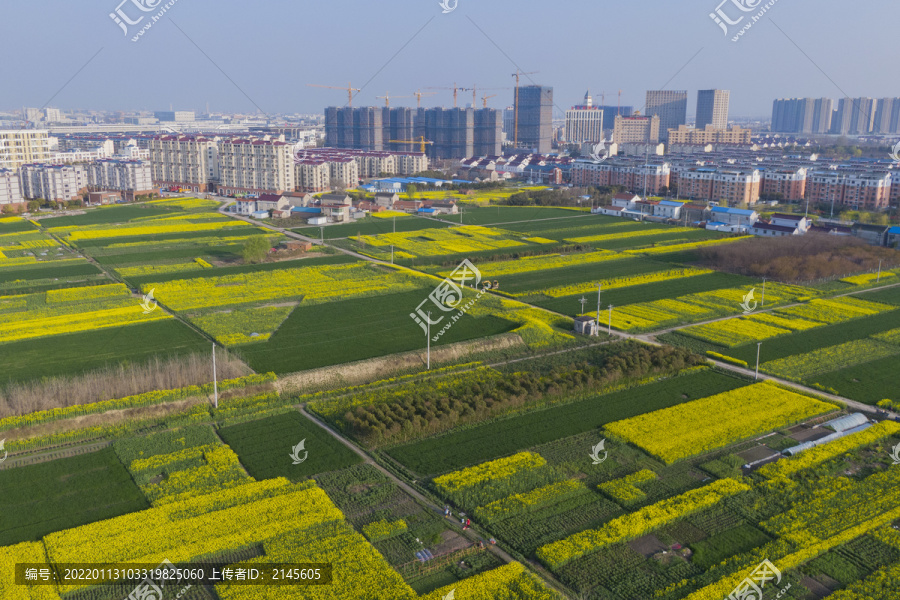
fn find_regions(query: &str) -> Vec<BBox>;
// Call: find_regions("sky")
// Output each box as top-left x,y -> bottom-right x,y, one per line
0,0 -> 893,119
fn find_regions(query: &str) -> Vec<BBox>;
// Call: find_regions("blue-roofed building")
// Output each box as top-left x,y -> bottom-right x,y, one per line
653,200 -> 683,219
417,207 -> 436,215
887,226 -> 900,247
709,205 -> 758,227
291,207 -> 323,215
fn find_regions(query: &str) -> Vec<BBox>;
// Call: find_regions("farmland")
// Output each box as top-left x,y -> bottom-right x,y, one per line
2,190 -> 900,600
218,411 -> 362,481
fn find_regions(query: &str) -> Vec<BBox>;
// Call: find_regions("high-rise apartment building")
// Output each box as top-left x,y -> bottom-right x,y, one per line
667,124 -> 751,145
594,106 -> 634,132
217,138 -> 295,196
0,169 -> 23,208
515,85 -> 553,153
645,90 -> 687,142
771,98 -> 833,134
831,98 -> 876,135
473,108 -> 502,156
149,134 -> 219,192
565,91 -> 604,143
20,163 -> 87,202
0,130 -> 52,170
43,108 -> 62,123
86,159 -> 155,200
874,98 -> 900,134
382,107 -> 416,152
613,113 -> 660,144
695,90 -> 730,129
324,107 -> 384,151
425,108 -> 474,160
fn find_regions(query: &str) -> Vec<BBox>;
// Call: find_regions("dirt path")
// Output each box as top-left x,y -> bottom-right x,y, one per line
0,440 -> 111,470
297,406 -> 516,563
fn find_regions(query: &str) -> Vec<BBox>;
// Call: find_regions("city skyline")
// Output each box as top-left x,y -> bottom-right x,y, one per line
1,0 -> 894,118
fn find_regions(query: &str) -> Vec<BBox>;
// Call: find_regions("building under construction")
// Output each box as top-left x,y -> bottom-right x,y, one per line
325,106 -> 502,159
515,85 -> 553,154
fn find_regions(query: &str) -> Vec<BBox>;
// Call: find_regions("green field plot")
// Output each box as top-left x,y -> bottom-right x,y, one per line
0,261 -> 102,284
494,256 -> 670,295
39,204 -> 177,227
0,447 -> 149,546
689,523 -> 771,570
386,369 -> 748,476
856,285 -> 900,306
531,271 -> 753,316
91,245 -> 245,266
457,206 -> 586,226
812,354 -> 900,404
500,215 -> 659,235
218,411 -> 362,481
294,215 -> 444,240
123,255 -> 356,286
727,307 -> 900,365
0,319 -> 211,384
73,226 -> 271,248
0,219 -> 37,234
237,289 -> 517,374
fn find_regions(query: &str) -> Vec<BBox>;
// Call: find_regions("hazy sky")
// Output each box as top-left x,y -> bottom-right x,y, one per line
1,0 -> 893,119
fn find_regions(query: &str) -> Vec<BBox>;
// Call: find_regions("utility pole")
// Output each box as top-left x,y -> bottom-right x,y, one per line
579,296 -> 587,316
761,278 -> 767,308
391,244 -> 394,264
426,311 -> 431,370
320,227 -> 323,244
608,305 -> 613,335
212,343 -> 218,409
877,259 -> 883,283
755,342 -> 762,380
596,283 -> 602,327
393,216 -> 396,233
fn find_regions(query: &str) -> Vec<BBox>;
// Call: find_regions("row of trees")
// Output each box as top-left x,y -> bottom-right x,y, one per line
342,344 -> 705,446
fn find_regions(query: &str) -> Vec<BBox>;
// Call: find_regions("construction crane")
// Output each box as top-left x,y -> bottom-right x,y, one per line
376,92 -> 413,108
426,83 -> 465,108
511,70 -> 539,148
307,82 -> 361,107
481,94 -> 498,108
412,90 -> 437,108
389,136 -> 434,154
467,85 -> 511,108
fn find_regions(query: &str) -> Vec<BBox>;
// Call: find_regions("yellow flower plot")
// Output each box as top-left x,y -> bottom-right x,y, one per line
422,563 -> 564,600
372,210 -> 410,219
775,296 -> 892,324
442,250 -> 619,278
53,220 -> 250,241
43,480 -> 344,594
355,225 -> 527,257
682,317 -> 793,347
362,518 -> 408,542
598,469 -> 657,506
841,271 -> 897,286
0,304 -> 169,345
605,382 -> 838,464
538,267 -> 712,299
191,306 -> 294,346
624,236 -> 753,255
117,262 -> 205,277
148,263 -> 423,312
538,478 -> 750,569
434,452 -> 546,495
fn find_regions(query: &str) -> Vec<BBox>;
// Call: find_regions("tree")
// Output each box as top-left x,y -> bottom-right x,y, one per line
406,183 -> 418,200
242,236 -> 271,264
27,200 -> 41,212
0,205 -> 13,215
